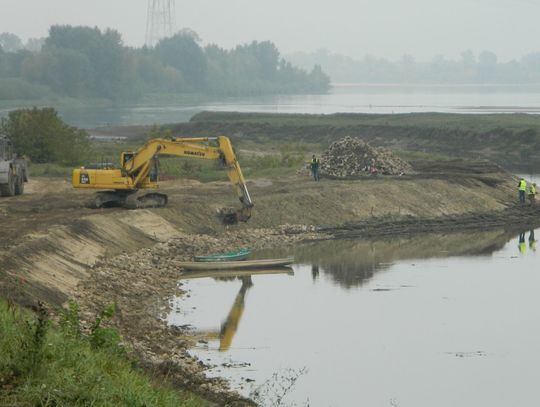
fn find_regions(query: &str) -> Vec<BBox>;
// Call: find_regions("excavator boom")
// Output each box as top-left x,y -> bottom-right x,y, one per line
72,136 -> 253,223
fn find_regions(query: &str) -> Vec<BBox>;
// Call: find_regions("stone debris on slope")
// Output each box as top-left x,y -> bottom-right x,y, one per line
320,136 -> 413,177
76,225 -> 325,404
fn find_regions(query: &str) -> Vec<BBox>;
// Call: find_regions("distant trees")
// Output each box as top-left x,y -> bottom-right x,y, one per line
0,33 -> 23,52
0,26 -> 330,102
38,26 -> 129,100
287,48 -> 540,85
0,108 -> 90,165
0,32 -> 45,53
203,41 -> 330,95
154,31 -> 207,89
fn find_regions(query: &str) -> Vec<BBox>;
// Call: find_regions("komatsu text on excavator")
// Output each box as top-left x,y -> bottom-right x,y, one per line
72,136 -> 253,223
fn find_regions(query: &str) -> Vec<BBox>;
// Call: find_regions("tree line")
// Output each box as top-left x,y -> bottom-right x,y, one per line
288,49 -> 540,84
0,27 -> 330,101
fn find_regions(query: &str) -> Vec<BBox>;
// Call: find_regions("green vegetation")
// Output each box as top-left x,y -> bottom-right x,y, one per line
15,110 -> 540,181
0,300 -> 203,406
189,111 -> 540,132
0,107 -> 90,165
28,163 -> 73,178
393,149 -> 452,162
0,27 -> 330,103
177,111 -> 540,171
0,78 -> 55,101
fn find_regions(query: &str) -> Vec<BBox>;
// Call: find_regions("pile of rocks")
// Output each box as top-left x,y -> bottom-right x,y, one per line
320,136 -> 412,177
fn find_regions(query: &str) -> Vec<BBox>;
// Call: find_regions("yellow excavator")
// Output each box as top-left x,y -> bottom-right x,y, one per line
72,136 -> 253,223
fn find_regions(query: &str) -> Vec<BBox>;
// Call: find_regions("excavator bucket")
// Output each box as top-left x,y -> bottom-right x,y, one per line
217,206 -> 252,224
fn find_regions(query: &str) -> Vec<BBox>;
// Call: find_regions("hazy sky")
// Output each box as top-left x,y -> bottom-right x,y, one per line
2,0 -> 540,61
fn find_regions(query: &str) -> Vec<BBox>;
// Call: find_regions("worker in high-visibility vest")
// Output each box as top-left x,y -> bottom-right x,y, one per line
528,183 -> 537,206
518,178 -> 527,204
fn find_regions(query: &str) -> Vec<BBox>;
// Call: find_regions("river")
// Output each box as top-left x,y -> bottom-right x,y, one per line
169,227 -> 540,406
2,83 -> 540,128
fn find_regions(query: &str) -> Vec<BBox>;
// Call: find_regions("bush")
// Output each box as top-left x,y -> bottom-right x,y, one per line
0,107 -> 90,165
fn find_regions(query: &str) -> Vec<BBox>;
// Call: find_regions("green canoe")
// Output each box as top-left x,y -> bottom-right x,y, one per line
193,248 -> 251,262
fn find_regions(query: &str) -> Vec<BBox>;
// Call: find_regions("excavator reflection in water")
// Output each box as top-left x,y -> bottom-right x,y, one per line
185,269 -> 292,351
218,276 -> 253,352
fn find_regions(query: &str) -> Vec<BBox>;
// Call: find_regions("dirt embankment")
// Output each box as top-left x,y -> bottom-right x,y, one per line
0,160 -> 537,403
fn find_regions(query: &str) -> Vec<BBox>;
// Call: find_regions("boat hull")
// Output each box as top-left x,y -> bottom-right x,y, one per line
177,257 -> 294,271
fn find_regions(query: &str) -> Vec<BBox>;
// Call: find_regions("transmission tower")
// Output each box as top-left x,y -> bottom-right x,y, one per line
145,0 -> 176,47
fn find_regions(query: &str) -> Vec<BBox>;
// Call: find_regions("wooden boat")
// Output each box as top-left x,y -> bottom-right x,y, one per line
177,257 -> 294,271
179,268 -> 294,280
193,248 -> 251,262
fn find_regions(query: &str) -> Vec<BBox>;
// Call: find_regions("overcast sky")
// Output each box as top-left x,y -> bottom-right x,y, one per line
2,0 -> 540,61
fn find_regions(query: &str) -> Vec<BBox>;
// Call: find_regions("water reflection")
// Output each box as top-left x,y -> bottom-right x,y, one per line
169,228 -> 540,406
171,229 -> 529,350
517,230 -> 538,255
257,229 -> 516,289
177,269 -> 293,352
218,277 -> 252,352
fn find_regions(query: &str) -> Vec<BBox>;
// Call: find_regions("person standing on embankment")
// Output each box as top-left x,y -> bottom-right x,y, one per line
518,178 -> 527,204
310,155 -> 320,181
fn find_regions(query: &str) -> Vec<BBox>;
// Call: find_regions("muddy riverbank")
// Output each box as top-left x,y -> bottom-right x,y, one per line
0,158 -> 535,403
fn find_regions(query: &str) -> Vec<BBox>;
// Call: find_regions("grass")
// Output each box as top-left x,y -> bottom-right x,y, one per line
393,149 -> 452,162
0,300 -> 204,407
190,111 -> 540,132
180,111 -> 540,172
29,163 -> 73,178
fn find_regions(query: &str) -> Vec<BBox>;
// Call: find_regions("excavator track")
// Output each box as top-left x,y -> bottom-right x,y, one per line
88,191 -> 168,209
125,192 -> 168,209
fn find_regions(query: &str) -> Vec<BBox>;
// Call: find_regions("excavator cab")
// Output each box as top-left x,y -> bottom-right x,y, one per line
121,152 -> 135,167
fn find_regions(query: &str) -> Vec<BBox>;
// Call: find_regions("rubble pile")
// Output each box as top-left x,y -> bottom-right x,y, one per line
320,136 -> 413,177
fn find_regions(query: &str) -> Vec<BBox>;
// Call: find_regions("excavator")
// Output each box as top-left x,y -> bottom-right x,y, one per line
72,136 -> 253,223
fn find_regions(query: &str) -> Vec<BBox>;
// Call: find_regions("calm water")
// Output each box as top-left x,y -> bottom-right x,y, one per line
169,228 -> 540,406
3,84 -> 540,128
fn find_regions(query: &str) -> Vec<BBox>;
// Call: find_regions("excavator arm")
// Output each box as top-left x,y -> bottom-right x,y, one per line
73,136 -> 253,222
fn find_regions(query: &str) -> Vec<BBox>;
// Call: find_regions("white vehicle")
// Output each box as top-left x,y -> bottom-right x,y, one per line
0,136 -> 28,196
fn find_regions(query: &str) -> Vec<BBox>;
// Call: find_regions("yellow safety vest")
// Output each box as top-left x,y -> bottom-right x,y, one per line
519,180 -> 527,191
530,185 -> 537,195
